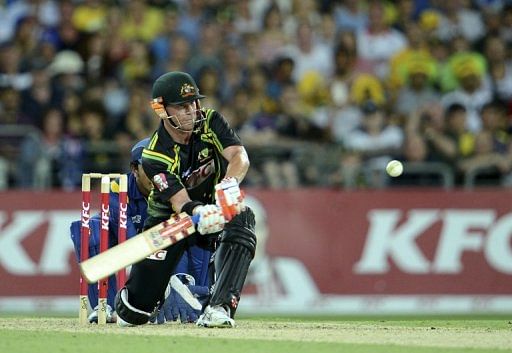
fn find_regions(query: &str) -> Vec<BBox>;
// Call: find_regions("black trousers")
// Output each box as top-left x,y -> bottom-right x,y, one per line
124,216 -> 217,313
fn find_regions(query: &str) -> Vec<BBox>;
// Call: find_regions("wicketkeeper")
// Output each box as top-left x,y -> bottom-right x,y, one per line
115,71 -> 256,328
71,138 -> 212,323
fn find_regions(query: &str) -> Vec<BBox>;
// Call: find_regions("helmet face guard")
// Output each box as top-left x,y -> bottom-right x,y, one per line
150,72 -> 207,133
151,97 -> 206,132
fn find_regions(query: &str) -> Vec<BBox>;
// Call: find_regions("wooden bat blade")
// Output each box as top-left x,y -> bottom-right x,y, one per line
80,212 -> 197,284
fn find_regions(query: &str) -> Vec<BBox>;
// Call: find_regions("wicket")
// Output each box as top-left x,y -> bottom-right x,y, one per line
79,173 -> 128,325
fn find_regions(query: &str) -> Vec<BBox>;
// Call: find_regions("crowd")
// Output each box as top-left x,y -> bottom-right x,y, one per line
0,0 -> 511,190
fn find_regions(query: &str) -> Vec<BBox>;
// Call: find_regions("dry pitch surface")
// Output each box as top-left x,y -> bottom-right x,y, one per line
1,317 -> 511,353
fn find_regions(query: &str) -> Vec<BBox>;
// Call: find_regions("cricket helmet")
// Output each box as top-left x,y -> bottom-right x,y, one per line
152,71 -> 205,106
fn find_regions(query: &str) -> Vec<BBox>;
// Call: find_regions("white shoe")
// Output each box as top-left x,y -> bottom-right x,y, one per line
196,305 -> 235,328
88,304 -> 116,324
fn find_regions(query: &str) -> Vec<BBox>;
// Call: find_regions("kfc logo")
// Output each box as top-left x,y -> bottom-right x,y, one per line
184,159 -> 215,189
153,173 -> 168,191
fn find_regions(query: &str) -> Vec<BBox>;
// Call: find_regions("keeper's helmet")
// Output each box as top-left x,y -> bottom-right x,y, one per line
150,71 -> 206,131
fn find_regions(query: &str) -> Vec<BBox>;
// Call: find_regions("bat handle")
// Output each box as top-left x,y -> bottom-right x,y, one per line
191,214 -> 200,224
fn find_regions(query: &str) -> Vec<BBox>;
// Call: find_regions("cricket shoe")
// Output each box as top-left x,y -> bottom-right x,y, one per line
196,305 -> 235,328
88,304 -> 116,324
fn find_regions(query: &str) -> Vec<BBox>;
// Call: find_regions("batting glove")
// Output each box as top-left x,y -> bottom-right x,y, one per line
215,177 -> 245,221
194,204 -> 225,235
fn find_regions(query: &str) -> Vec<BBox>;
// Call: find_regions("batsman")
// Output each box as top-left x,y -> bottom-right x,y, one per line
115,71 -> 257,328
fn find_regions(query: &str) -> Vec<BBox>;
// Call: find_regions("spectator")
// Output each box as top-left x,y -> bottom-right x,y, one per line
0,85 -> 30,125
430,104 -> 476,177
501,4 -> 512,43
196,65 -> 222,111
435,1 -> 485,44
394,55 -> 440,118
473,9 -> 503,52
119,0 -> 164,43
187,22 -> 222,78
280,21 -> 333,82
80,102 -> 117,173
20,59 -> 63,129
244,66 -> 275,118
388,22 -> 433,93
13,15 -> 39,58
149,5 -> 180,71
350,73 -> 386,107
48,50 -> 85,94
282,0 -> 322,38
267,56 -> 295,100
0,41 -> 32,90
17,107 -> 83,189
224,87 -> 253,132
439,36 -> 485,92
458,130 -> 512,185
0,1 -> 33,44
356,0 -> 407,78
255,4 -> 289,66
482,36 -> 512,103
232,1 -> 259,35
343,101 -> 404,187
480,101 -> 510,152
161,34 -> 192,74
121,39 -> 152,83
82,32 -> 108,84
71,0 -> 107,34
441,54 -> 493,132
333,0 -> 368,33
219,44 -> 248,103
391,0 -> 418,33
125,84 -> 158,141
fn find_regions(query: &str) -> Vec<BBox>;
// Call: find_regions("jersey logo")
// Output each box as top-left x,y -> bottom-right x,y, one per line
153,173 -> 168,191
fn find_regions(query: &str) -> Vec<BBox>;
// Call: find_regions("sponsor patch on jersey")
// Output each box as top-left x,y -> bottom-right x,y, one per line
198,148 -> 210,161
153,173 -> 168,191
184,159 -> 215,189
146,250 -> 167,261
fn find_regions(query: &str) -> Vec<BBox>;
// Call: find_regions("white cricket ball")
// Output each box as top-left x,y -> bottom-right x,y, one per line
386,160 -> 403,177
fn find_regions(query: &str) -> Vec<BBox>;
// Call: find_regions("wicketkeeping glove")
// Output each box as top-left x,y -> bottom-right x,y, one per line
215,177 -> 245,221
194,204 -> 225,234
171,273 -> 209,323
151,274 -> 209,324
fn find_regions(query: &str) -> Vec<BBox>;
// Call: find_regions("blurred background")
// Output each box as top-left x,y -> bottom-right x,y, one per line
1,0 -> 512,316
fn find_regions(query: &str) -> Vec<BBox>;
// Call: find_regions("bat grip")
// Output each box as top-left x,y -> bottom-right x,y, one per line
191,214 -> 200,224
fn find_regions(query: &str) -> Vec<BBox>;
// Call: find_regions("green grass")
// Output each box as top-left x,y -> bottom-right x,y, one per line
0,315 -> 511,353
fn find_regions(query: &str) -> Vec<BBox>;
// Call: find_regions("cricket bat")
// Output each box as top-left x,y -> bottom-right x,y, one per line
80,212 -> 199,284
